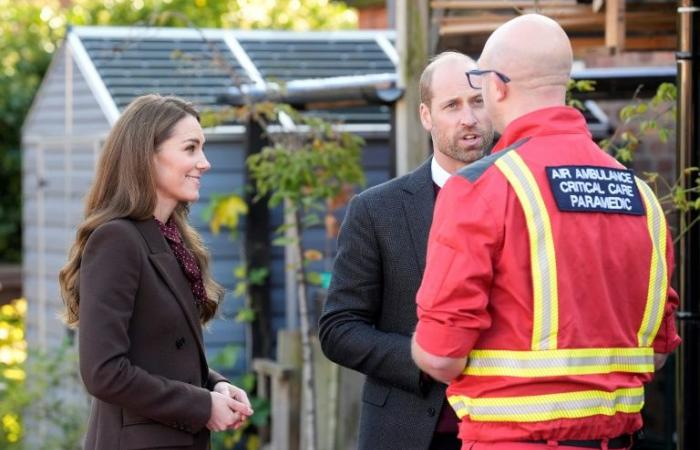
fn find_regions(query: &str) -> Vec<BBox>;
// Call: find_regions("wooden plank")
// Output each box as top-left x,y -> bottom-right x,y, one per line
439,15 -> 607,35
606,0 -> 626,52
440,10 -> 675,27
431,0 -> 576,9
439,9 -> 675,35
571,35 -> 676,52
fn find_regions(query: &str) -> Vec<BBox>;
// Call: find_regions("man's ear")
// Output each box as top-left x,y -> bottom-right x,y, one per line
419,103 -> 432,131
494,76 -> 508,102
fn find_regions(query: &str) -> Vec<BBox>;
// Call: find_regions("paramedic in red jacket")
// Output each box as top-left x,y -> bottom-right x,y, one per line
411,14 -> 681,450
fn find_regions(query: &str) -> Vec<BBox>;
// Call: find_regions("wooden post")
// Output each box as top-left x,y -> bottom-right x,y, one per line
605,0 -> 626,53
253,329 -> 302,450
395,0 -> 430,176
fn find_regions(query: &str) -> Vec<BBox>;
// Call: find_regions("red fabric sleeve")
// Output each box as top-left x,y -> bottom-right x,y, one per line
415,176 -> 501,358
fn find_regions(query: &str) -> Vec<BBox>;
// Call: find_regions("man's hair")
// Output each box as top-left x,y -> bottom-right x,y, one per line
419,51 -> 474,107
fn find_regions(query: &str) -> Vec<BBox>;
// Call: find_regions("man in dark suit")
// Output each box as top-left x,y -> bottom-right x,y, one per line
319,52 -> 494,450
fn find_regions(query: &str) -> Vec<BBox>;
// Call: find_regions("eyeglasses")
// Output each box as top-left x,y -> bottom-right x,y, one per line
465,69 -> 511,90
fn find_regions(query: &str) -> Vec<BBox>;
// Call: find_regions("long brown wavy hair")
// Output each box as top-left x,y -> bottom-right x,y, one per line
59,94 -> 223,327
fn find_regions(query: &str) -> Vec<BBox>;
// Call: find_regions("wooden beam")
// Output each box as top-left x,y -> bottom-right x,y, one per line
431,0 -> 576,9
439,9 -> 675,36
571,35 -> 677,52
439,10 -> 675,29
605,0 -> 626,52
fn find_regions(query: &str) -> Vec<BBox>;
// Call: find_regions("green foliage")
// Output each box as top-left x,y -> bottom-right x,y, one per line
0,1 -> 61,263
0,299 -> 26,446
596,82 -> 700,239
0,150 -> 21,262
600,82 -> 677,164
247,105 -> 365,209
1,298 -> 88,449
566,79 -> 596,111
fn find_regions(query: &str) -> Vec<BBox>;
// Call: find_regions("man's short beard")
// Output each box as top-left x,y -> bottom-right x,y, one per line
446,146 -> 485,164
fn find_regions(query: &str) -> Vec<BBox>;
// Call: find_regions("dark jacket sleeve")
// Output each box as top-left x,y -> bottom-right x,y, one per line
78,221 -> 211,433
206,369 -> 229,391
318,194 -> 424,395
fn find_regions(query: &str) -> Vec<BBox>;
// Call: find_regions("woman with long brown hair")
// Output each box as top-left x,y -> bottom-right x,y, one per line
59,94 -> 252,450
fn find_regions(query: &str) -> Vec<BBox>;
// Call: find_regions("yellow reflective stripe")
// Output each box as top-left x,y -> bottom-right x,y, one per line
495,153 -> 558,350
448,387 -> 644,422
464,347 -> 654,377
635,179 -> 668,347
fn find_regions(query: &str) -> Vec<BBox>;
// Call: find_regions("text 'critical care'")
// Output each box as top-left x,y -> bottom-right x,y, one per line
546,165 -> 645,215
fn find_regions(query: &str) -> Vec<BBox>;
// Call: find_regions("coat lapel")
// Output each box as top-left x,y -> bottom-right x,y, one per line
132,220 -> 206,355
401,158 -> 436,273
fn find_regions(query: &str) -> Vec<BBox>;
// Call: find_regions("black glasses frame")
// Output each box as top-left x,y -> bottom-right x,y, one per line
465,69 -> 511,90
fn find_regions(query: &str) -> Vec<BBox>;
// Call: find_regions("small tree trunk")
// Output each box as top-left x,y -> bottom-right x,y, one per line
291,207 -> 317,450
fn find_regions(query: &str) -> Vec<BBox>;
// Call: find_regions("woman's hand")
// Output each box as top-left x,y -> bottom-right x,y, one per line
212,382 -> 254,430
207,391 -> 243,432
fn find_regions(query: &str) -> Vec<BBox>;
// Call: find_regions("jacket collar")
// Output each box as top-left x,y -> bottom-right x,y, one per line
401,158 -> 435,273
492,106 -> 591,154
132,219 -> 206,355
402,157 -> 434,195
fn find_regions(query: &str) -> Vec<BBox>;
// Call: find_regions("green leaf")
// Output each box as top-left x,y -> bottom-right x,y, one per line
658,128 -> 670,143
306,271 -> 322,286
616,147 -> 633,163
619,105 -> 636,122
302,213 -> 322,227
233,264 -> 246,279
211,345 -> 241,369
233,282 -> 247,298
639,120 -> 656,134
235,308 -> 256,323
248,267 -> 269,285
272,236 -> 296,246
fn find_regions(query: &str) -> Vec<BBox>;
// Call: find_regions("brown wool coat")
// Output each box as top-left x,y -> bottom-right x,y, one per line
78,218 -> 227,450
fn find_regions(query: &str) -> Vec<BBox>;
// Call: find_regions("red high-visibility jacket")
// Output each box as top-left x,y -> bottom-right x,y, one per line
415,106 -> 681,442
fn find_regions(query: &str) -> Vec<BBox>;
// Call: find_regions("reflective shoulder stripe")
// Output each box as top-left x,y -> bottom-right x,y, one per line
448,386 -> 645,422
635,178 -> 669,347
457,137 -> 530,183
495,152 -> 559,350
464,347 -> 654,377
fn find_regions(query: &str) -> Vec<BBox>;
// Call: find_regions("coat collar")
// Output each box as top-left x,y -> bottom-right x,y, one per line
400,158 -> 435,273
492,106 -> 590,153
132,219 -> 206,354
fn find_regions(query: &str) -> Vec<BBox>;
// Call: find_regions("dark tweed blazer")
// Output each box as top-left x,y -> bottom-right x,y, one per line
319,158 -> 450,450
78,218 -> 227,450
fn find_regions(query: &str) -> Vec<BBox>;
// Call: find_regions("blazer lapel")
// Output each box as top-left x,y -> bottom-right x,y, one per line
133,220 -> 206,355
401,158 -> 436,273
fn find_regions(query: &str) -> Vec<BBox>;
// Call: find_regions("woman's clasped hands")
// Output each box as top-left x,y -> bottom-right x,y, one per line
207,382 -> 254,432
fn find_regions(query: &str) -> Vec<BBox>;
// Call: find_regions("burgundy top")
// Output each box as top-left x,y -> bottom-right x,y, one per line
154,217 -> 206,306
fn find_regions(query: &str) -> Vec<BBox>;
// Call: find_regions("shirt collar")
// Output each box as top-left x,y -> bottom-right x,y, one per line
153,216 -> 182,244
431,156 -> 451,188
